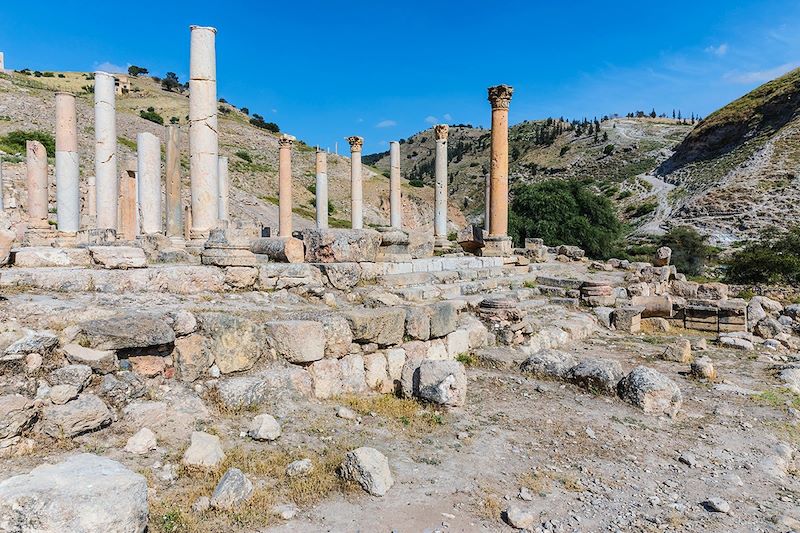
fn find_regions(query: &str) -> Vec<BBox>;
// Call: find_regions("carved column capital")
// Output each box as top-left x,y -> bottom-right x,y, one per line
278,134 -> 295,148
433,124 -> 449,140
487,84 -> 514,110
347,135 -> 364,152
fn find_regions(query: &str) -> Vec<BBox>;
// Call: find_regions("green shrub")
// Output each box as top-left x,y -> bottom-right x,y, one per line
626,200 -> 657,218
0,130 -> 55,155
508,179 -> 623,259
235,150 -> 252,163
409,179 -> 425,187
726,226 -> 800,284
603,144 -> 615,155
559,145 -> 570,157
659,226 -> 713,276
140,108 -> 164,125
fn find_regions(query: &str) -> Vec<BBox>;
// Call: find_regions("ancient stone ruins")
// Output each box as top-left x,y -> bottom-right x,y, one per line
0,26 -> 798,533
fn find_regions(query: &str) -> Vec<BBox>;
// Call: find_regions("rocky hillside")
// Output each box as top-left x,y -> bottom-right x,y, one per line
0,71 -> 457,233
654,67 -> 800,245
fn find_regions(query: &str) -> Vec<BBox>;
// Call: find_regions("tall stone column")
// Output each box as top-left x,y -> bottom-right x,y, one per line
347,136 -> 363,230
87,175 -> 97,220
484,174 -> 491,233
389,141 -> 401,228
0,157 -> 5,211
94,71 -> 117,230
434,124 -> 450,249
55,92 -> 80,232
483,84 -> 514,257
315,149 -> 328,229
165,125 -> 183,239
136,132 -> 162,235
118,157 -> 138,241
26,140 -> 49,228
189,25 -> 219,239
278,134 -> 294,237
218,156 -> 229,224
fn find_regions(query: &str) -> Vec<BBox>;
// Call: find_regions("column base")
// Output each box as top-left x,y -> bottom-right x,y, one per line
481,236 -> 513,257
76,228 -> 116,246
376,226 -> 412,262
433,234 -> 455,253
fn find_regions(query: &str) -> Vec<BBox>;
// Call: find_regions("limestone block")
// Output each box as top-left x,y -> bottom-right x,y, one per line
14,247 -> 92,268
265,320 -> 326,363
302,228 -> 381,263
417,360 -> 467,407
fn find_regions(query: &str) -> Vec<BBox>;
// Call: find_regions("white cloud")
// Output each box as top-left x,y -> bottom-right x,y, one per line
94,61 -> 128,74
357,117 -> 364,123
271,108 -> 278,113
443,113 -> 453,122
376,119 -> 397,128
424,115 -> 438,124
704,43 -> 729,57
724,62 -> 799,83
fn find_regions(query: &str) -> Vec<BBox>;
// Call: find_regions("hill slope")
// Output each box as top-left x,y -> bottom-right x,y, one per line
0,71 -> 454,233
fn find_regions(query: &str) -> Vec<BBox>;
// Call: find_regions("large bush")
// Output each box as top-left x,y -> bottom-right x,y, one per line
0,130 -> 56,156
659,226 -> 712,276
509,179 -> 622,259
726,226 -> 800,284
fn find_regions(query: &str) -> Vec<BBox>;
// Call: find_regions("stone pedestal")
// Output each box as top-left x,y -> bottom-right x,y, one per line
189,25 -> 219,240
94,71 -> 117,230
481,236 -> 513,257
376,226 -> 411,262
165,125 -> 183,240
457,225 -> 485,255
315,149 -> 328,229
137,132 -> 162,235
55,92 -> 80,233
433,124 -> 451,251
487,84 -> 513,238
201,228 -> 257,266
389,141 -> 401,228
25,140 -> 49,229
347,136 -> 363,230
278,135 -> 294,237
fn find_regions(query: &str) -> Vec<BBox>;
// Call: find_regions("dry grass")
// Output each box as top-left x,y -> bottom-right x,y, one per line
335,394 -> 448,433
474,490 -> 503,521
518,469 -> 586,497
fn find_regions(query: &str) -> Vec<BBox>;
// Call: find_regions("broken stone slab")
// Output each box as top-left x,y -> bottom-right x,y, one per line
89,245 -> 147,269
49,364 -> 92,390
318,262 -> 362,290
416,360 -> 467,407
340,447 -> 394,496
302,228 -> 381,263
661,338 -> 693,363
76,314 -> 175,351
287,310 -> 353,359
48,384 -> 79,405
652,246 -> 672,267
344,308 -> 406,346
617,366 -> 682,416
697,282 -> 728,300
63,343 -> 118,374
197,313 -> 267,374
566,358 -> 625,395
182,431 -> 225,470
265,320 -> 326,363
4,330 -> 58,356
0,453 -> 148,533
201,247 -> 258,267
41,393 -> 112,438
612,306 -> 645,333
173,334 -> 213,382
13,246 -> 92,268
0,394 -> 37,442
520,349 -> 576,379
375,226 -> 412,262
210,468 -> 253,510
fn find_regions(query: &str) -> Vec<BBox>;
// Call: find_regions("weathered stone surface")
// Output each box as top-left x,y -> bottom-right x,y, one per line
755,317 -> 785,339
76,314 -> 175,350
340,353 -> 367,394
210,468 -> 253,510
404,306 -> 431,340
0,453 -> 148,533
49,364 -> 92,390
385,348 -> 406,382
49,384 -> 79,405
670,279 -> 699,298
0,229 -> 15,266
652,246 -> 672,267
567,359 -> 624,395
417,360 -> 467,407
64,343 -> 117,374
556,245 -> 585,259
4,330 -> 58,356
198,313 -> 267,374
612,306 -> 644,333
308,358 -> 343,399
124,427 -> 157,454
631,295 -> 673,318
0,394 -> 36,441
747,299 -> 767,331
429,302 -> 459,338
89,246 -> 147,269
265,320 -> 326,363
697,282 -> 728,300
174,334 -> 213,382
691,357 -> 717,381
719,335 -> 755,351
319,263 -> 362,289
617,366 -> 683,416
14,247 -> 92,267
288,311 -> 353,359
183,431 -> 225,469
128,355 -> 166,377
214,368 -> 312,409
100,372 -> 146,407
303,228 -> 382,263
363,352 -> 392,393
520,349 -> 576,379
224,266 -> 258,289
340,447 -> 394,496
286,458 -> 313,478
662,339 -> 693,363
247,413 -> 281,441
344,308 -> 405,346
165,310 -> 197,336
41,394 -> 112,438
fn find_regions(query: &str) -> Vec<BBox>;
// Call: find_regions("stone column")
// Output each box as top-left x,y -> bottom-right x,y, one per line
119,158 -> 138,240
389,141 -> 401,228
189,25 -> 219,239
278,134 -> 294,237
94,71 -> 117,230
165,125 -> 183,238
87,175 -> 96,220
55,92 -> 80,232
487,84 -> 513,238
315,149 -> 328,229
0,157 -> 4,211
26,140 -> 49,228
218,156 -> 229,224
136,132 -> 162,235
434,124 -> 449,248
347,136 -> 363,230
484,174 -> 491,233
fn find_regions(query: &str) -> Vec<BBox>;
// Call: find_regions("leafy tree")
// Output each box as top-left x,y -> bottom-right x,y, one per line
169,116 -> 179,124
726,226 -> 800,284
659,226 -> 712,276
0,130 -> 55,155
240,107 -> 249,115
161,72 -> 182,92
128,65 -> 148,77
140,108 -> 164,125
509,179 -> 623,259
249,114 -> 279,133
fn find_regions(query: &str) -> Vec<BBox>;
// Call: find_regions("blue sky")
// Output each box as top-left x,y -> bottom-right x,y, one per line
2,0 -> 800,153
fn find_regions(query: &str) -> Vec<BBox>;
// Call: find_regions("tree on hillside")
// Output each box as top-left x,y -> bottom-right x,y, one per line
128,65 -> 148,77
650,108 -> 657,118
509,180 -> 623,258
161,72 -> 182,92
659,226 -> 712,276
249,114 -> 279,133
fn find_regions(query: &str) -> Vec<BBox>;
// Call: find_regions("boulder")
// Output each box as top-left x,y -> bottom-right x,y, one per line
247,413 -> 281,441
41,394 -> 112,438
556,245 -> 585,260
617,366 -> 682,416
755,317 -> 785,339
520,349 -> 576,379
652,246 -> 672,267
210,468 -> 253,510
567,359 -> 624,395
64,343 -> 118,374
265,320 -> 326,363
0,453 -> 148,533
76,314 -> 175,351
340,447 -> 394,496
416,360 -> 467,407
302,228 -> 382,263
662,339 -> 693,363
174,334 -> 213,382
0,394 -> 37,442
182,431 -> 225,470
197,313 -> 267,374
89,246 -> 147,269
719,334 -> 755,350
124,427 -> 157,454
286,458 -> 313,478
691,357 -> 717,381
344,308 -> 405,346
